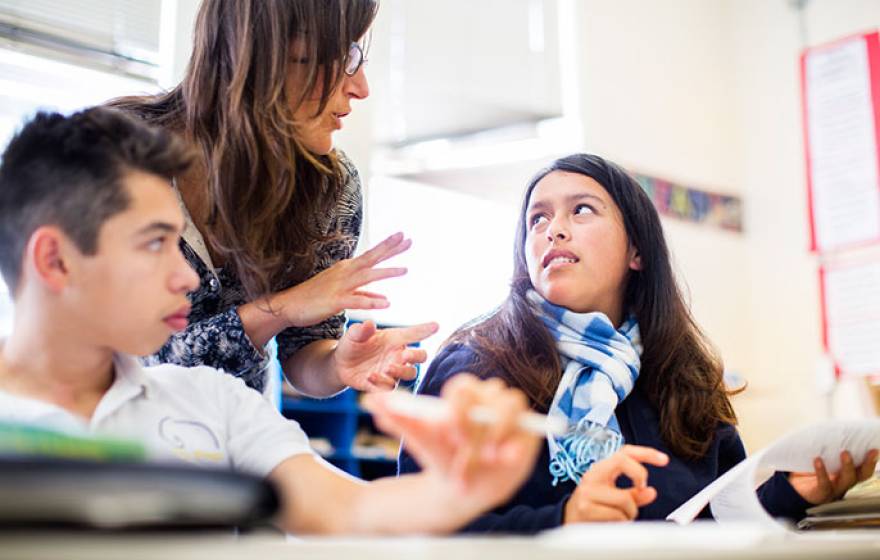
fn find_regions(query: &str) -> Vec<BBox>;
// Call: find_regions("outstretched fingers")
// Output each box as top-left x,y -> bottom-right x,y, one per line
342,293 -> 390,312
360,266 -> 408,285
387,322 -> 440,347
354,232 -> 412,269
399,347 -> 428,366
385,363 -> 419,381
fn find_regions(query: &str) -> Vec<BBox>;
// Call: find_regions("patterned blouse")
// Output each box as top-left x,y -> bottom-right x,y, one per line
140,152 -> 363,393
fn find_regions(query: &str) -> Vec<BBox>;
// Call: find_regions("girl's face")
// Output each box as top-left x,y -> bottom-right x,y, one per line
286,40 -> 370,155
524,171 -> 641,326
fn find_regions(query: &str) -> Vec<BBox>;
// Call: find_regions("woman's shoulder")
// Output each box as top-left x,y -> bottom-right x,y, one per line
333,149 -> 362,192
327,149 -> 363,231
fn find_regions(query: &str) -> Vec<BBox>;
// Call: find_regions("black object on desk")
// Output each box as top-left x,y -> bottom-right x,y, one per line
0,456 -> 279,530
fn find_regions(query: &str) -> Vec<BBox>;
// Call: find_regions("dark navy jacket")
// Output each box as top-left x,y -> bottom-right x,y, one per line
398,344 -> 811,534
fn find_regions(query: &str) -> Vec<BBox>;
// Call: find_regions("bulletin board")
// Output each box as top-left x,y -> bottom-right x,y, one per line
805,31 -> 880,380
802,31 -> 880,254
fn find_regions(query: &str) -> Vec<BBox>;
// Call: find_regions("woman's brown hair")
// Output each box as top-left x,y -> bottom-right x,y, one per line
448,154 -> 739,461
110,0 -> 378,298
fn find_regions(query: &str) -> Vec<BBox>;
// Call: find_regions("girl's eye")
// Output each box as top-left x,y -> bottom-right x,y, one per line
529,214 -> 548,228
574,203 -> 595,216
290,57 -> 309,64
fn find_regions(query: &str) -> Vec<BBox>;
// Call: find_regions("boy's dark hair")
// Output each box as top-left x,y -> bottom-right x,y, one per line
0,107 -> 193,293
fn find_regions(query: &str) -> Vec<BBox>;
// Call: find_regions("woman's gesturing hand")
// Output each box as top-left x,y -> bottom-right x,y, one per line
564,445 -> 669,524
278,232 -> 411,329
333,320 -> 439,391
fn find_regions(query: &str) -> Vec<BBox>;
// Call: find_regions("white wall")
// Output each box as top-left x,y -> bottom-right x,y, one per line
722,0 -> 822,449
567,0 -> 880,450
726,0 -> 880,448
571,0 -> 759,439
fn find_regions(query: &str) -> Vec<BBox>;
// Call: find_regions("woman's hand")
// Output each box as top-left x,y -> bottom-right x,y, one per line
333,320 -> 438,391
365,374 -> 541,510
564,445 -> 669,524
788,449 -> 879,505
276,232 -> 411,329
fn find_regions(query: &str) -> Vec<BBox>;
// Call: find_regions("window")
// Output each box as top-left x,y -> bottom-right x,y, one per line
375,0 -> 563,145
0,0 -> 162,338
360,176 -> 518,357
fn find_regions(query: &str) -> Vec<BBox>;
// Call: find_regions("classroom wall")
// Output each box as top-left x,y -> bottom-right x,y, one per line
728,0 -> 880,447
571,0 -> 880,450
572,0 -> 759,443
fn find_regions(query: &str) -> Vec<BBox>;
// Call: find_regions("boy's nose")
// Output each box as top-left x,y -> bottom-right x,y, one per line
171,252 -> 200,293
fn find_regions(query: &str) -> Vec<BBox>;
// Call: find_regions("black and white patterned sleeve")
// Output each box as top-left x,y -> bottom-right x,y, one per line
142,307 -> 265,382
275,151 -> 363,364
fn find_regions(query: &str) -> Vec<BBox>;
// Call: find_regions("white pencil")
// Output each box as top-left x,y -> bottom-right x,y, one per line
382,391 -> 569,437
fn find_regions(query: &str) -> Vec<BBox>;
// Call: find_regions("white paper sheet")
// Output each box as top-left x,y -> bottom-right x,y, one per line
667,420 -> 880,529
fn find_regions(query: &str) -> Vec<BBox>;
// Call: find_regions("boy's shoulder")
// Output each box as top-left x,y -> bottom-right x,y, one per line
141,360 -> 227,381
138,360 -> 255,400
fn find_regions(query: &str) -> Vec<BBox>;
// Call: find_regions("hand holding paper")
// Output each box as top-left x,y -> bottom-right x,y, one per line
667,420 -> 880,529
788,449 -> 879,505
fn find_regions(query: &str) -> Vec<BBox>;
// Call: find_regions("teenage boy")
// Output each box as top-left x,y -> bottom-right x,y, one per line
0,108 -> 539,535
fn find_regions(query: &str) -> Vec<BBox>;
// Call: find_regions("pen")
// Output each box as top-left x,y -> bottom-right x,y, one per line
381,391 -> 569,437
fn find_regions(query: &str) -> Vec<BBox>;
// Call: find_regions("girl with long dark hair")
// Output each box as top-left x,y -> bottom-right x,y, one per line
400,153 -> 878,533
110,0 -> 434,395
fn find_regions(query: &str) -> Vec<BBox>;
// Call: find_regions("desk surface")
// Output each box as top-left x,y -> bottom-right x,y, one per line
1,530 -> 879,560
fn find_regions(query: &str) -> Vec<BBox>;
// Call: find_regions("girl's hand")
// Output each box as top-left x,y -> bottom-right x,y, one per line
788,449 -> 879,504
278,232 -> 411,328
564,445 -> 669,523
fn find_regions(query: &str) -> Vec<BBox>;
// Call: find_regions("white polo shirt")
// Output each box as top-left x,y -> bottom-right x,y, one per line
0,354 -> 314,477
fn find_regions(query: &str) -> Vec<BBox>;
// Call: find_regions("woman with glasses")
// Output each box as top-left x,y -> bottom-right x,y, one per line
110,0 -> 434,396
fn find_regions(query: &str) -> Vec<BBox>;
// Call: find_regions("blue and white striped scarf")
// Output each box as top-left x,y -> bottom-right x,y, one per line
527,290 -> 642,486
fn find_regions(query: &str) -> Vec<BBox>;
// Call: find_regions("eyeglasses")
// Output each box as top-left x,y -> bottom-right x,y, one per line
343,42 -> 367,76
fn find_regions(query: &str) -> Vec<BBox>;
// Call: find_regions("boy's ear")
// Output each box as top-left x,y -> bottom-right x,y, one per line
628,246 -> 642,271
28,226 -> 72,292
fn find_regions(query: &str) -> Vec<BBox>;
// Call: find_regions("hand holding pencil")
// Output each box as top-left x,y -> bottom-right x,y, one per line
364,373 -> 542,510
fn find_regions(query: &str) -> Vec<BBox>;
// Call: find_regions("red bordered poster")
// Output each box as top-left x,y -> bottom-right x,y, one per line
819,258 -> 880,377
802,31 -> 880,253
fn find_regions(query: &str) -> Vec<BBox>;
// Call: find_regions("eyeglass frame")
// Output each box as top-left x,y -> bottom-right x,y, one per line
343,42 -> 367,76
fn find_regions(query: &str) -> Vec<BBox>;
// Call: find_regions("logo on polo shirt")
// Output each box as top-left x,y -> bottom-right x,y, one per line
158,417 -> 224,463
